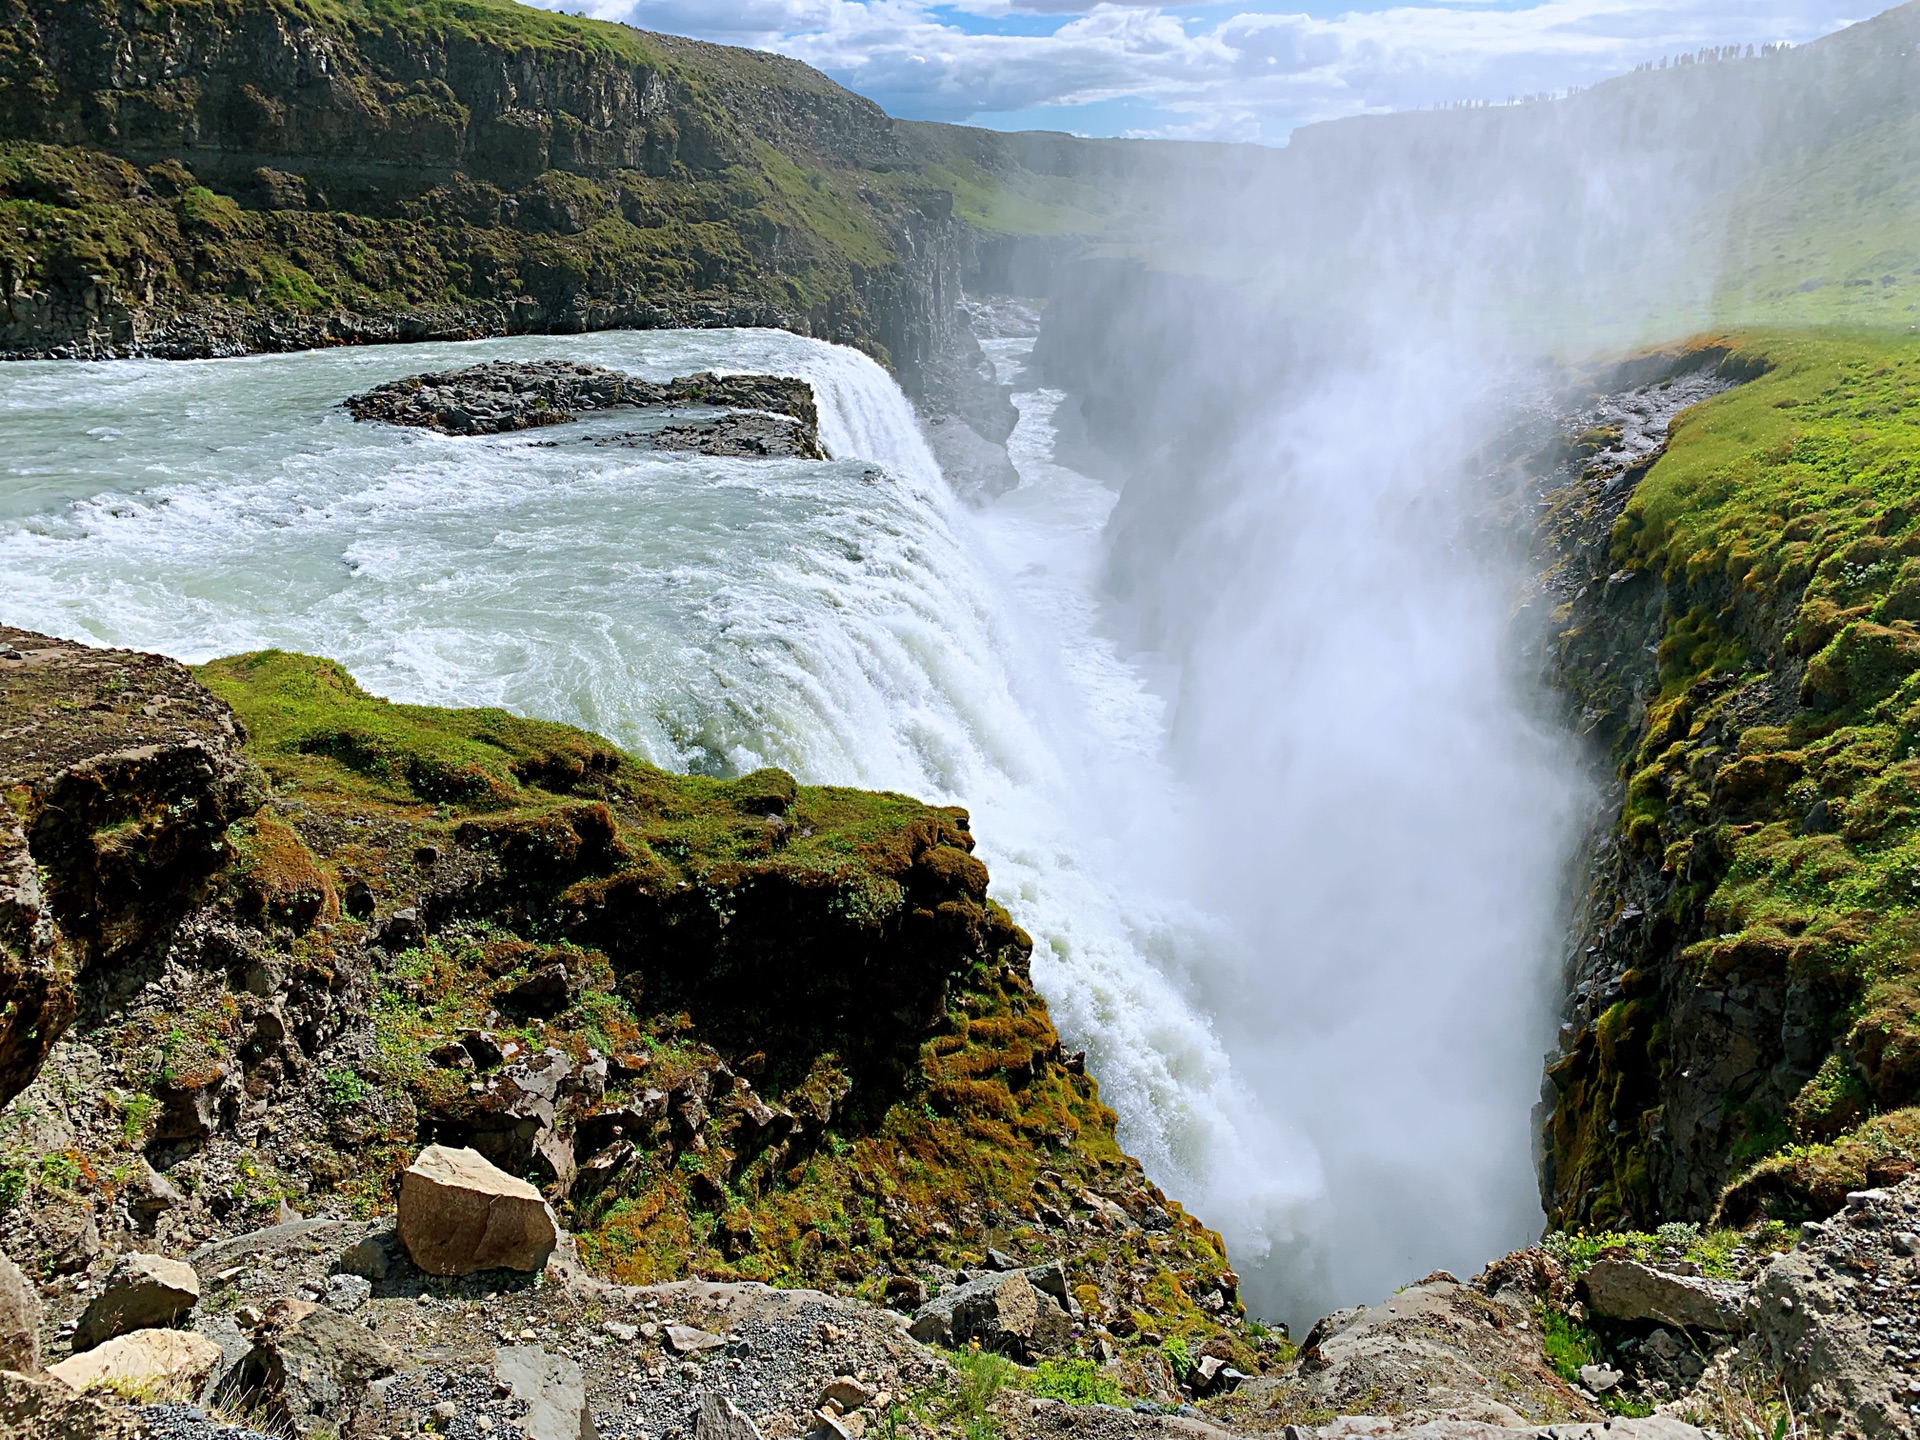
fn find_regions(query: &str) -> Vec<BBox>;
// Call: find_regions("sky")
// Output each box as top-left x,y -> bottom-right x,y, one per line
531,0 -> 1876,143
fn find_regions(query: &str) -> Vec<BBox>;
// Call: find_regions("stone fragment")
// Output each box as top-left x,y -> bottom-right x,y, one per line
1579,1363 -> 1623,1393
1581,1258 -> 1746,1332
126,1160 -> 182,1231
48,1327 -> 223,1398
337,1234 -> 392,1281
499,963 -> 572,1017
665,1324 -> 727,1355
883,1275 -> 927,1310
464,1031 -> 506,1070
493,1345 -> 598,1440
820,1377 -> 876,1410
696,1394 -> 764,1440
397,1144 -> 559,1276
73,1251 -> 200,1350
152,1071 -> 226,1143
189,1218 -> 358,1273
324,1274 -> 371,1312
0,1251 -> 41,1372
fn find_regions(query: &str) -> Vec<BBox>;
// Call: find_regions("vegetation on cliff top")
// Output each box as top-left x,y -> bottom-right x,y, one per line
2,646 -> 1259,1386
1546,328 -> 1920,1228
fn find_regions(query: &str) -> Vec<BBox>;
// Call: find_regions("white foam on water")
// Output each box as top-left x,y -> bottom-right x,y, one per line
0,328 -> 1315,1285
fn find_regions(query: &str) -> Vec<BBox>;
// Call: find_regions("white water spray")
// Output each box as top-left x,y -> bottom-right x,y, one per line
0,328 -> 1316,1295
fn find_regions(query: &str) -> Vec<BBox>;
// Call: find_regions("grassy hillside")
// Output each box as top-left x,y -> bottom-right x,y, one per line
1708,113 -> 1920,328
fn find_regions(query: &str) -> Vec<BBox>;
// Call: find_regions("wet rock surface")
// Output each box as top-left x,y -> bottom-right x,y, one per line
345,362 -> 825,457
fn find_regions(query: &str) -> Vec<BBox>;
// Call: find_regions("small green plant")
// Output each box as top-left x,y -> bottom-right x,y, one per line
38,1151 -> 82,1191
1161,1335 -> 1194,1382
1024,1358 -> 1122,1406
120,1093 -> 157,1144
1541,1307 -> 1601,1382
0,1167 -> 25,1212
939,1347 -> 1015,1440
322,1068 -> 372,1110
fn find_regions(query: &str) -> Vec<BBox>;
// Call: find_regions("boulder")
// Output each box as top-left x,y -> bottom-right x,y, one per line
0,1252 -> 41,1373
219,1296 -> 399,1436
125,1160 -> 182,1232
0,1368 -> 137,1440
48,1327 -> 223,1399
1581,1258 -> 1746,1332
908,1268 -> 1070,1358
72,1251 -> 200,1350
1731,1175 -> 1920,1437
696,1394 -> 764,1440
397,1144 -> 559,1276
499,963 -> 571,1017
1294,1273 -> 1600,1425
492,1345 -> 598,1440
820,1377 -> 876,1410
189,1218 -> 359,1274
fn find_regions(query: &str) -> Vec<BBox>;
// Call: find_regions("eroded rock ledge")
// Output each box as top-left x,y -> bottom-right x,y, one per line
345,361 -> 826,457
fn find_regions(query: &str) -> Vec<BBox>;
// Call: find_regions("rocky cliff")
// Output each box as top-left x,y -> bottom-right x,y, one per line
0,0 -> 1082,417
1532,332 -> 1920,1235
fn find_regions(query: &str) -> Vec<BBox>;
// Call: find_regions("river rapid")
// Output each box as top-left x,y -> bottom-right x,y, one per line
0,327 -> 1321,1314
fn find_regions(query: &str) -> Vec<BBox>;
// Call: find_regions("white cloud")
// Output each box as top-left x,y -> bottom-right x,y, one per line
550,0 -> 1869,140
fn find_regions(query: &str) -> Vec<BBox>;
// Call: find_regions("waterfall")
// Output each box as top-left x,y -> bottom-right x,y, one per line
0,328 -> 1319,1305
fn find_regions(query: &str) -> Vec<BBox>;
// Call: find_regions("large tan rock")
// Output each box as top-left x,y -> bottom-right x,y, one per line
47,1327 -> 222,1400
1581,1257 -> 1746,1332
0,1254 -> 40,1373
397,1145 -> 558,1276
73,1252 -> 200,1351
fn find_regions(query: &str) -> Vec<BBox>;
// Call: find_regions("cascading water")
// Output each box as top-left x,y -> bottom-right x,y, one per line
0,326 -> 1317,1307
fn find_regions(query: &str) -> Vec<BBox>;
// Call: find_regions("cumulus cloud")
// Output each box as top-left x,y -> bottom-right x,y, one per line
549,0 -> 1869,139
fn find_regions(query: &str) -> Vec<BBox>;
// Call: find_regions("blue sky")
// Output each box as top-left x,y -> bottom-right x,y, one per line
537,0 -> 1875,142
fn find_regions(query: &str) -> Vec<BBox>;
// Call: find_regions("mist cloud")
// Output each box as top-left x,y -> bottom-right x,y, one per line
547,0 -> 1867,138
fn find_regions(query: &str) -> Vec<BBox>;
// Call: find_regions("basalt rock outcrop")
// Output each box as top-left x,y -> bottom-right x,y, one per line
0,625 -> 258,1111
345,360 -> 826,457
0,0 -> 1092,459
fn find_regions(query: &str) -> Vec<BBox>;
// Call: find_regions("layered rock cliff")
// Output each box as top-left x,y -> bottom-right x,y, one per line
0,0 -> 1051,413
